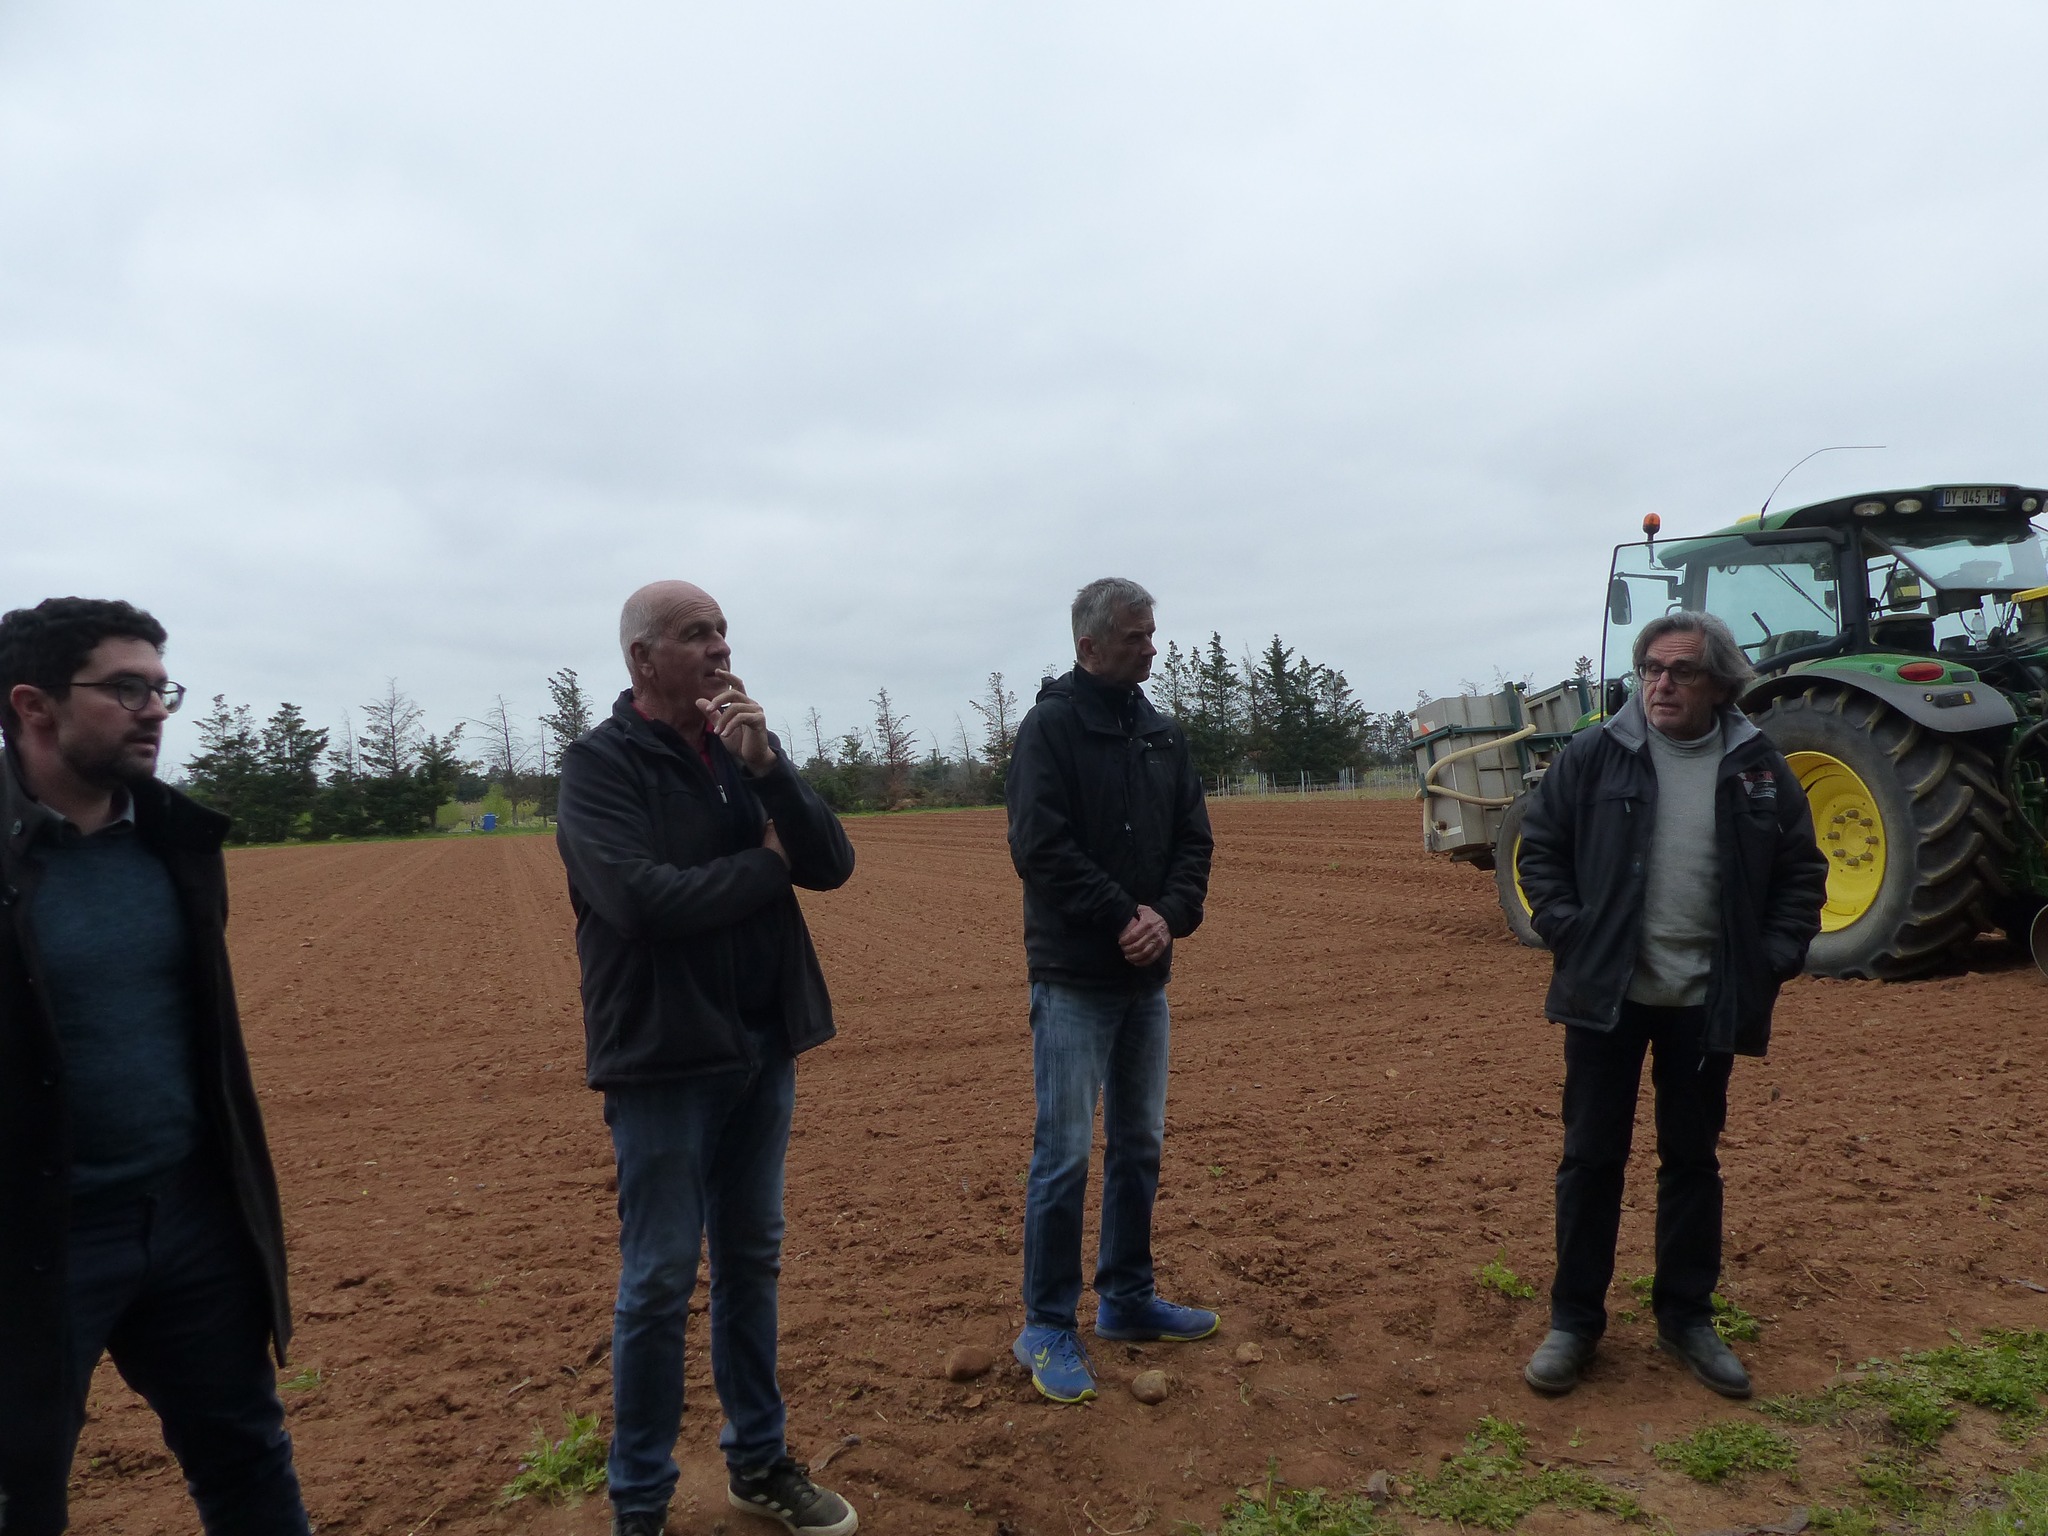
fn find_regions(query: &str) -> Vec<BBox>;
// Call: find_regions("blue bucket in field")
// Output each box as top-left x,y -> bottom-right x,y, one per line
481,813 -> 497,832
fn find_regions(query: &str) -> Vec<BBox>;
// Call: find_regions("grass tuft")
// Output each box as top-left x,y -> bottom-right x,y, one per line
1212,1466 -> 1397,1536
1854,1448 -> 1948,1515
1652,1421 -> 1798,1484
1405,1416 -> 1640,1531
1759,1330 -> 2048,1452
1477,1252 -> 1537,1301
1618,1275 -> 1759,1341
279,1367 -> 323,1392
501,1412 -> 608,1504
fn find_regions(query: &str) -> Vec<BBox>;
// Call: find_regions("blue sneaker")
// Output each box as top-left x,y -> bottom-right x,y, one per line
1095,1297 -> 1220,1342
1013,1325 -> 1098,1403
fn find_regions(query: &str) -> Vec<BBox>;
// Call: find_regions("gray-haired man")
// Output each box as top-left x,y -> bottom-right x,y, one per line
1515,612 -> 1826,1399
1004,577 -> 1217,1404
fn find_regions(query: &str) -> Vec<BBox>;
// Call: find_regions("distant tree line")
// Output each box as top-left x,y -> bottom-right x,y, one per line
180,633 -> 1412,842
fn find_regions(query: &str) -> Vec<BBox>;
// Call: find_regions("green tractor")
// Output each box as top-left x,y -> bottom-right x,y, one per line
1516,482 -> 2048,980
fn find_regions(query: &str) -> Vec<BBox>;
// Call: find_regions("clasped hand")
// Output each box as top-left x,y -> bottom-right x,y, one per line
1118,904 -> 1170,966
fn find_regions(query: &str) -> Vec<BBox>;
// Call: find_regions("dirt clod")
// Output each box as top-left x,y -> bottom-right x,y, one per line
1234,1342 -> 1264,1364
1130,1369 -> 1170,1404
943,1345 -> 994,1381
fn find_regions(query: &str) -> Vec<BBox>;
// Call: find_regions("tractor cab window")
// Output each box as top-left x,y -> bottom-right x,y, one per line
1688,540 -> 1841,663
1599,537 -> 1838,713
1864,520 -> 2048,655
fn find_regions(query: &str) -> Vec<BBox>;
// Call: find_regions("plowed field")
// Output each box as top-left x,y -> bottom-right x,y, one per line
70,799 -> 2048,1535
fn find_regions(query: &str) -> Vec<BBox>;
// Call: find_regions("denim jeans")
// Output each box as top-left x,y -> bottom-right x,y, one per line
0,1156 -> 308,1536
1021,981 -> 1172,1329
1551,1001 -> 1733,1337
602,1053 -> 795,1514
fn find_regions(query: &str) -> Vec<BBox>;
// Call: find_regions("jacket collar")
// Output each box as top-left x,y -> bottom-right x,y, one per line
1602,692 -> 1760,756
3,743 -> 226,859
608,690 -> 721,773
1041,667 -> 1170,738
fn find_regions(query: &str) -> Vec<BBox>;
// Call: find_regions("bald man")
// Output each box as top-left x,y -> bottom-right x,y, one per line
556,582 -> 859,1536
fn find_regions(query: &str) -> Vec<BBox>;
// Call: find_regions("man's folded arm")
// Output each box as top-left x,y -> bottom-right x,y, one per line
746,741 -> 856,892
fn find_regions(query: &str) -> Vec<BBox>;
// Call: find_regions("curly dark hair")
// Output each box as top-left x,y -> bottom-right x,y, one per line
0,597 -> 168,741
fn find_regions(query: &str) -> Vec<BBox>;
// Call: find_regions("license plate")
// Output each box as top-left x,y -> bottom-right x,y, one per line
1941,486 -> 2006,508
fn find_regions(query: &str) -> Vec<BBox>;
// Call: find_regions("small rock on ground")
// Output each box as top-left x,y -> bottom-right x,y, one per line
944,1345 -> 994,1382
1131,1369 -> 1170,1404
1234,1342 -> 1264,1365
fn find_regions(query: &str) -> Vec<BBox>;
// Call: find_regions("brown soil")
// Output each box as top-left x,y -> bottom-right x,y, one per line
69,800 -> 2048,1535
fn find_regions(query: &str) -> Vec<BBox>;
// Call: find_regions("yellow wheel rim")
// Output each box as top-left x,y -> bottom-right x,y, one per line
1510,829 -> 1534,918
1788,750 -> 1887,932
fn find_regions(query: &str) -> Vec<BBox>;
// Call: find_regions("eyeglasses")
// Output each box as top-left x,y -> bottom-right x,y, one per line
1636,661 -> 1707,688
69,677 -> 188,714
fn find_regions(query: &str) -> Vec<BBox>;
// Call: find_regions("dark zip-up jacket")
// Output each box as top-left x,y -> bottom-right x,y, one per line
1006,667 -> 1213,988
1516,696 -> 1828,1055
555,693 -> 854,1086
1,753 -> 292,1496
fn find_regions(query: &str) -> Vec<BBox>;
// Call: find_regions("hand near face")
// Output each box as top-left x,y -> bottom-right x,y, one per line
696,670 -> 775,774
1118,904 -> 1171,966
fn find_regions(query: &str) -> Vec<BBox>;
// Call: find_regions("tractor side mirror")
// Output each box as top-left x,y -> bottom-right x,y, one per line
1607,579 -> 1633,626
1604,677 -> 1630,716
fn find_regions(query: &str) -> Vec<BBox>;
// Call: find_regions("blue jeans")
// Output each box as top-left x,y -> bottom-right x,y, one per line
1021,981 -> 1172,1329
1,1157 -> 308,1536
603,1054 -> 795,1513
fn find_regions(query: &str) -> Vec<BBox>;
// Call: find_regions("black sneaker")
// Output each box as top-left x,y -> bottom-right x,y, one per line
728,1457 -> 859,1535
611,1507 -> 667,1536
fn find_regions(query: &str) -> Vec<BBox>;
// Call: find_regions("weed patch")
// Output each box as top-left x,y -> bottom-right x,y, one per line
502,1413 -> 607,1504
279,1368 -> 322,1393
1477,1252 -> 1536,1301
1854,1448 -> 1950,1515
1652,1421 -> 1797,1484
1209,1467 -> 1398,1536
1759,1330 -> 2048,1451
1405,1416 -> 1641,1531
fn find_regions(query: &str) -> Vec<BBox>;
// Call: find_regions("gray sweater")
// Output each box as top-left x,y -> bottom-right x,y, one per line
1627,720 -> 1724,1008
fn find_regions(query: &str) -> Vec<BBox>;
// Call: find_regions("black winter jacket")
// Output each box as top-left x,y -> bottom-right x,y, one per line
1006,668 -> 1214,988
1516,696 -> 1829,1055
555,693 -> 854,1085
1,754 -> 292,1497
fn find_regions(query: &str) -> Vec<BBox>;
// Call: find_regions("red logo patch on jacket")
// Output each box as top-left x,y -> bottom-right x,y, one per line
1739,769 -> 1777,801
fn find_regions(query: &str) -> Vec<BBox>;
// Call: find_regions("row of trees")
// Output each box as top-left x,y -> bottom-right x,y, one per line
790,634 -> 1412,815
183,671 -> 597,843
180,633 -> 1416,841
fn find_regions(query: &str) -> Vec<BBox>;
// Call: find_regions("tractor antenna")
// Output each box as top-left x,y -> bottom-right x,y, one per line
1760,445 -> 1885,518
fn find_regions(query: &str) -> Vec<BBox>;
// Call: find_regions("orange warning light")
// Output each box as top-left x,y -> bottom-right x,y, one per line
1642,512 -> 1662,538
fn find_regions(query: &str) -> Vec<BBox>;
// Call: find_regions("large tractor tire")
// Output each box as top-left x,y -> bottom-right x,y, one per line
1494,792 -> 1547,949
1753,682 -> 2011,980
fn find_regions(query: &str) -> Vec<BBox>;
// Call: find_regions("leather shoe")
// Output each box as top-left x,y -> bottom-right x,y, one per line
1658,1325 -> 1752,1398
1523,1329 -> 1598,1394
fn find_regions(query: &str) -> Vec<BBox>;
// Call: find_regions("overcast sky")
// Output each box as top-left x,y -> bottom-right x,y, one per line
6,3 -> 2047,771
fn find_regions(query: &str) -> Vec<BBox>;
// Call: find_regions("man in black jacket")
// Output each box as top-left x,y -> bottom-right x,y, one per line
1005,577 -> 1216,1405
1516,611 -> 1827,1401
555,581 -> 858,1536
0,598 -> 306,1536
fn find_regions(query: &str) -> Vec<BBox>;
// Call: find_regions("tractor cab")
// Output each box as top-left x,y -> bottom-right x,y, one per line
1600,485 -> 2048,715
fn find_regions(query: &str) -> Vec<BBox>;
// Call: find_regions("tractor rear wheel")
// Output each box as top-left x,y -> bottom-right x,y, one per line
1494,792 -> 1546,949
1753,682 -> 2010,979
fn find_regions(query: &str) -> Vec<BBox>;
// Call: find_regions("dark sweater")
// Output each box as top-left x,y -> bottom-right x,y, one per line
29,817 -> 201,1200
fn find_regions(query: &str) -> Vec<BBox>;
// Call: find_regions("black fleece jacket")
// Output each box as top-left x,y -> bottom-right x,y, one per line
1516,696 -> 1828,1055
1005,667 -> 1213,988
555,692 -> 855,1085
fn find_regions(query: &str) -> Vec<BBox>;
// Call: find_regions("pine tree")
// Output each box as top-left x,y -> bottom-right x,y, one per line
185,695 -> 264,841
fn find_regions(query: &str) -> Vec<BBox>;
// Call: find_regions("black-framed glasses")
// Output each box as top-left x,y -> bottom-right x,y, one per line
69,677 -> 187,714
1635,661 -> 1707,688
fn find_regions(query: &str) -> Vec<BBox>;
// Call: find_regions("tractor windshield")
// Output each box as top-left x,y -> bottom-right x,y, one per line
1867,520 -> 2048,593
1862,519 -> 2048,654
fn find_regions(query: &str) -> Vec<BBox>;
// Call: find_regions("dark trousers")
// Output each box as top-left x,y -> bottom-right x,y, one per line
1,1157 -> 308,1536
1551,1001 -> 1733,1338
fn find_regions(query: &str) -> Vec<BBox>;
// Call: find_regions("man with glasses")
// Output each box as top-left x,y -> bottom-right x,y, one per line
0,598 -> 308,1534
1515,611 -> 1826,1401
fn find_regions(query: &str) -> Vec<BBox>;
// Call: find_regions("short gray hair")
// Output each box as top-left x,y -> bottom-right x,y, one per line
1632,610 -> 1755,700
619,587 -> 667,672
1071,576 -> 1154,648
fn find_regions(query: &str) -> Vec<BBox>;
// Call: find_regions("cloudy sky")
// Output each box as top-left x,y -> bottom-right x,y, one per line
5,2 -> 2046,771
